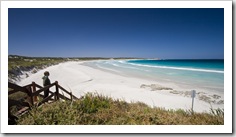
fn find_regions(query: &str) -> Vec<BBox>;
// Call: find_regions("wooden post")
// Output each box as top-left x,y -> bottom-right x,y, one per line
26,86 -> 33,106
32,82 -> 37,103
191,90 -> 196,112
70,92 -> 72,101
55,81 -> 59,101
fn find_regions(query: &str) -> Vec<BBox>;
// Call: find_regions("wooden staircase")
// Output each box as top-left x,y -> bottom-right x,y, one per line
8,81 -> 78,124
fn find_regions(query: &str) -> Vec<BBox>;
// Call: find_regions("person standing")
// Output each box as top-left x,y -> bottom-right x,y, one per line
42,71 -> 51,98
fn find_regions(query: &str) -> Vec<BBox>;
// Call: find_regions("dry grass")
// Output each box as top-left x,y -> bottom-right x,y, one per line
17,93 -> 224,125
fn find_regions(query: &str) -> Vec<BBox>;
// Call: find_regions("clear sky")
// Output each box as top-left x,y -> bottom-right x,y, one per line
8,8 -> 224,59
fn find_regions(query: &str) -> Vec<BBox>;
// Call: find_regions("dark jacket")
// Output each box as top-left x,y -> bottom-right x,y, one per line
42,76 -> 51,86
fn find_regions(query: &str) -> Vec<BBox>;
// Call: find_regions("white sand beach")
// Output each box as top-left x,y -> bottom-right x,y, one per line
16,61 -> 224,113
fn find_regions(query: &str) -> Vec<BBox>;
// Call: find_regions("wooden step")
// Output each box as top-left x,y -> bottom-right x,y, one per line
16,107 -> 30,116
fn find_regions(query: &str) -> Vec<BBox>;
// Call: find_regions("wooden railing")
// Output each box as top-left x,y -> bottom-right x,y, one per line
8,81 -> 78,120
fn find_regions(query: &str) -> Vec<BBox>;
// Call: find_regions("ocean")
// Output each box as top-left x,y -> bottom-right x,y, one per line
84,59 -> 224,93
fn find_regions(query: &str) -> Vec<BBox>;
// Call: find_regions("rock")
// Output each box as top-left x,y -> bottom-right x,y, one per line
217,100 -> 224,104
140,84 -> 172,91
169,90 -> 179,94
211,94 -> 221,99
198,95 -> 211,103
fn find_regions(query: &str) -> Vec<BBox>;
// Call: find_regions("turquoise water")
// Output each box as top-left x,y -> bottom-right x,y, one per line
128,59 -> 224,72
84,59 -> 224,93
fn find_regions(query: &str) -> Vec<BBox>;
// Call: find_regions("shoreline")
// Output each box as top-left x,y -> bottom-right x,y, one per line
16,60 -> 224,113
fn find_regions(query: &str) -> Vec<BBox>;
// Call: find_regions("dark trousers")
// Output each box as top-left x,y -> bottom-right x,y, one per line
44,89 -> 49,98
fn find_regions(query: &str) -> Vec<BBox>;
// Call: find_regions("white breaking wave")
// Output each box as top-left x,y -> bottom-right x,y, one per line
127,63 -> 224,74
95,64 -> 121,73
108,61 -> 150,72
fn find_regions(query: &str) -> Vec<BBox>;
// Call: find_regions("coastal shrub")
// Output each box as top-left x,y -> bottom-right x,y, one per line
78,93 -> 111,114
8,55 -> 69,83
8,91 -> 28,101
16,93 -> 224,125
8,89 -> 29,117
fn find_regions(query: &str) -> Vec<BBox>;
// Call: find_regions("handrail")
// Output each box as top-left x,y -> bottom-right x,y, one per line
37,93 -> 55,107
58,93 -> 71,101
34,83 -> 43,89
34,82 -> 73,100
8,81 -> 78,118
23,83 -> 33,88
31,82 -> 56,96
57,84 -> 78,100
9,81 -> 78,102
8,82 -> 28,95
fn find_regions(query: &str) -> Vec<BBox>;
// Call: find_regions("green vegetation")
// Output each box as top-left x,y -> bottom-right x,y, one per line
8,89 -> 28,101
8,55 -> 68,71
8,55 -> 120,72
17,93 -> 224,125
8,55 -> 139,71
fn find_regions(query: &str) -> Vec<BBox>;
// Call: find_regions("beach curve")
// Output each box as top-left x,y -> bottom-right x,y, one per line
16,61 -> 224,113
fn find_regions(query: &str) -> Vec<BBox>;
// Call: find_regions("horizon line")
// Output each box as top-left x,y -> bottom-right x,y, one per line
8,54 -> 224,60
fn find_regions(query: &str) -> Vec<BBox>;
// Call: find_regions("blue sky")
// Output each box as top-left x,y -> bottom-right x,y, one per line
8,8 -> 224,59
